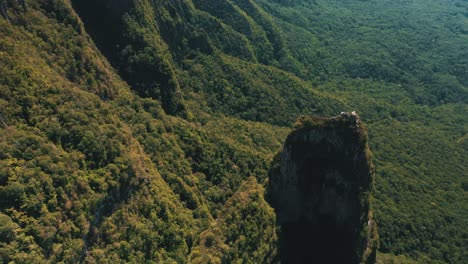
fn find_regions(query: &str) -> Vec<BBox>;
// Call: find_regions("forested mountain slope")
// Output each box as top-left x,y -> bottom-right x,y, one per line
0,1 -> 288,262
0,0 -> 466,263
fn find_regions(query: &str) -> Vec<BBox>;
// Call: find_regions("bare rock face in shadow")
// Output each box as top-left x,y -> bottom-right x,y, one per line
269,113 -> 378,264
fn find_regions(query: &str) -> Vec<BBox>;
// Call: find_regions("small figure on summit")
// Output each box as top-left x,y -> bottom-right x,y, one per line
339,111 -> 361,127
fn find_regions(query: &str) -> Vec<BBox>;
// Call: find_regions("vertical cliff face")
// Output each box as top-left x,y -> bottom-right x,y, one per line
269,113 -> 378,264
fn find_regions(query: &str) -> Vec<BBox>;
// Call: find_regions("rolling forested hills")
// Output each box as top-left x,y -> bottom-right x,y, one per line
0,0 -> 466,263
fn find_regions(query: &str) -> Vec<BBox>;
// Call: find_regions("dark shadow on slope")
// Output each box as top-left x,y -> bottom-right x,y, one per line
71,0 -> 187,117
71,0 -> 130,63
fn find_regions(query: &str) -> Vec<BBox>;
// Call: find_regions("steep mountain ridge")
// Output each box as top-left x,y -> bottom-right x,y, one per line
0,1 -> 288,262
72,0 -> 340,125
72,0 -> 188,116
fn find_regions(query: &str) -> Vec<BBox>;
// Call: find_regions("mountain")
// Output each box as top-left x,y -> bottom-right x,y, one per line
269,114 -> 378,263
0,0 -> 466,263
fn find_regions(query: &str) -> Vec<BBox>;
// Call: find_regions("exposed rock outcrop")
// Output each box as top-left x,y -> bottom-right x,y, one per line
269,113 -> 378,263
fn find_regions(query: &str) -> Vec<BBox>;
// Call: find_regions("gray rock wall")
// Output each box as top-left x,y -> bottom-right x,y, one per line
268,113 -> 378,263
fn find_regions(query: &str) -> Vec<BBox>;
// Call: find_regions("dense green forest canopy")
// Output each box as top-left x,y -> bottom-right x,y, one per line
0,0 -> 466,263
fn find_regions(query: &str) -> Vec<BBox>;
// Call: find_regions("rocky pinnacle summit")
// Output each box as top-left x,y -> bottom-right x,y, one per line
268,113 -> 379,264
